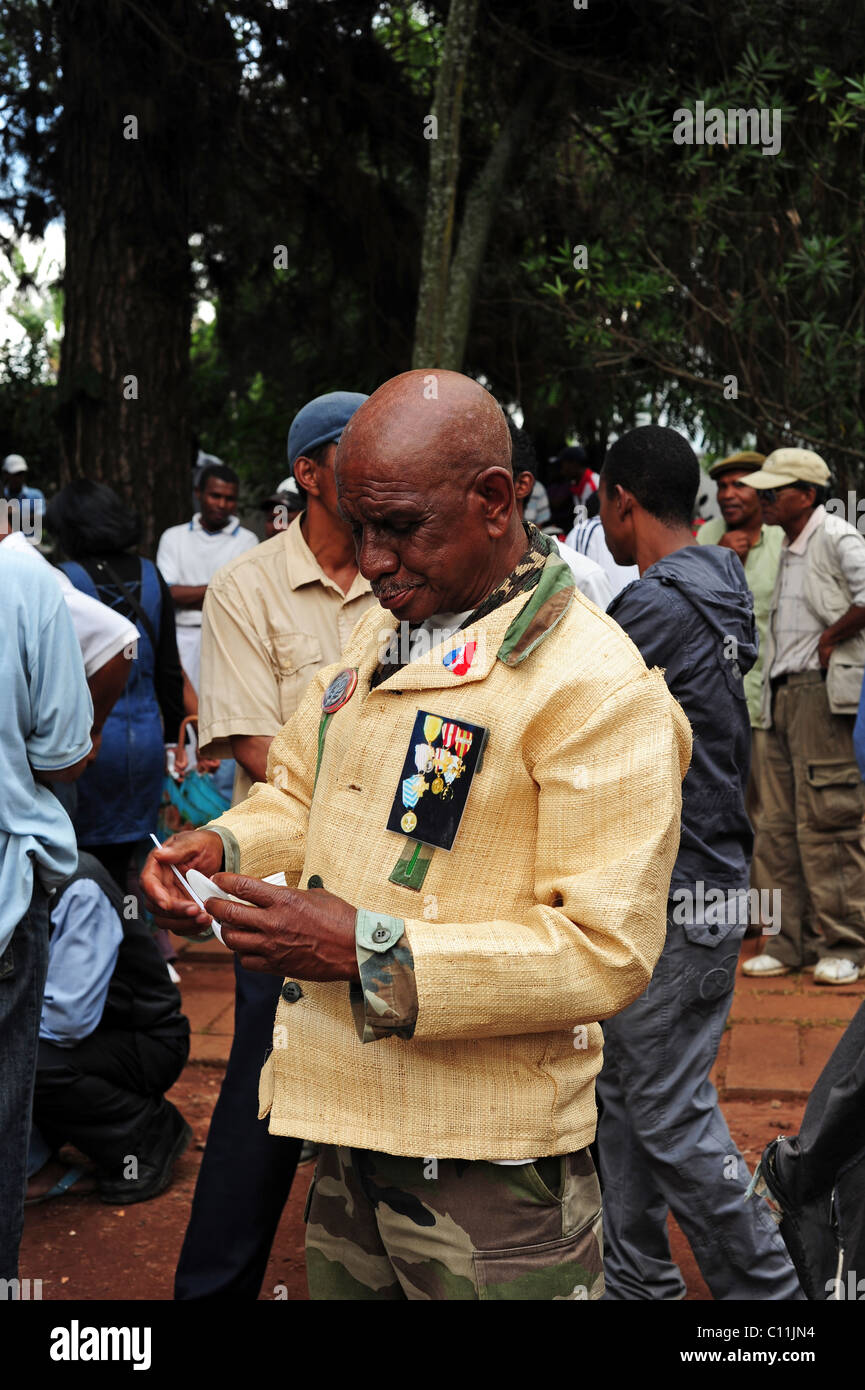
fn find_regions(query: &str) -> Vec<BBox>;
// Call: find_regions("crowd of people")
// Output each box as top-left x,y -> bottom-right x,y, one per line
2,370 -> 864,1301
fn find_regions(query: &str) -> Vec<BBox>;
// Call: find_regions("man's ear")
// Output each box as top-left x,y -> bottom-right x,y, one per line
474,466 -> 516,537
292,455 -> 319,499
614,483 -> 634,518
513,470 -> 535,503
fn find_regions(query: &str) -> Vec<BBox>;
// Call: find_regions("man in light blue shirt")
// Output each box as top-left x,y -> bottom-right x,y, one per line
0,546 -> 93,1279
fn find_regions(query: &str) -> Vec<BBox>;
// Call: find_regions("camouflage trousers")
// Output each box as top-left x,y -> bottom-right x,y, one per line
304,1145 -> 604,1300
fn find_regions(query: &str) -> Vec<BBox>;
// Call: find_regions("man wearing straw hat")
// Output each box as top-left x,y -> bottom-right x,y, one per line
142,369 -> 691,1301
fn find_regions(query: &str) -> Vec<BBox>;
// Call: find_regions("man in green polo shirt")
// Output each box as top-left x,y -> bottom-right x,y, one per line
699,452 -> 784,724
698,451 -> 784,931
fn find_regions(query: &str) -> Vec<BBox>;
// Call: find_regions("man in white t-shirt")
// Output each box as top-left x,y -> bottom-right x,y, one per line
156,462 -> 258,692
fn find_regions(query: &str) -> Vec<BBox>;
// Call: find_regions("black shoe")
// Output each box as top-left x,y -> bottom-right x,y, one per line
98,1100 -> 192,1205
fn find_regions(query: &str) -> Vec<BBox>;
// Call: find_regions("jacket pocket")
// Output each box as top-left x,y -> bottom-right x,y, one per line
827,655 -> 865,714
804,758 -> 865,833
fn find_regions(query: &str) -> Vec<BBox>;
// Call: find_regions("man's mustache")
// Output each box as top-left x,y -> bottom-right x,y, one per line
372,580 -> 423,599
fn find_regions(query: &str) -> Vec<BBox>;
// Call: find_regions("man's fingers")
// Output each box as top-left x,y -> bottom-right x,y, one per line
205,896 -> 268,931
234,952 -> 280,974
212,873 -> 294,909
221,924 -> 271,955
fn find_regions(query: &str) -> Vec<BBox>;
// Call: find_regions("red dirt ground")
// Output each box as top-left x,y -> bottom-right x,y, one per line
19,1069 -> 805,1302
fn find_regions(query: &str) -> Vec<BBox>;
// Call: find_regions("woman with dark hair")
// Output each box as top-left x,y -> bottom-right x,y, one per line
47,481 -> 184,891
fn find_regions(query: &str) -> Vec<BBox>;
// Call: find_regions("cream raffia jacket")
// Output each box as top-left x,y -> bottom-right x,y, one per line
210,550 -> 692,1159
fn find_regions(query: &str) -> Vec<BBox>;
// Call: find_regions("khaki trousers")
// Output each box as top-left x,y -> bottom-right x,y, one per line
751,671 -> 865,967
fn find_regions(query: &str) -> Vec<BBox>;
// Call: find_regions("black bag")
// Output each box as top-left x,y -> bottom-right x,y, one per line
751,998 -> 865,1299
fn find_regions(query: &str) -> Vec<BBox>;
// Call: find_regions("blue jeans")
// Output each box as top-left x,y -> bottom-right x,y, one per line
597,916 -> 804,1300
0,882 -> 50,1278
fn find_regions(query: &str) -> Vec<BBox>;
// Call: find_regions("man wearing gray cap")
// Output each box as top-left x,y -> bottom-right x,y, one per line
175,390 -> 375,1300
743,448 -> 865,985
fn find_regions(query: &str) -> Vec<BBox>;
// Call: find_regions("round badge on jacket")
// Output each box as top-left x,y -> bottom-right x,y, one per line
322,667 -> 358,714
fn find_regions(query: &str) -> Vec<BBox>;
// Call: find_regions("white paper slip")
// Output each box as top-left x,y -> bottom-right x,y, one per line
186,869 -> 256,947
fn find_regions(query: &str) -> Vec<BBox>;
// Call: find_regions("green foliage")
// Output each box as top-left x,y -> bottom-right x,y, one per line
1,0 -> 864,501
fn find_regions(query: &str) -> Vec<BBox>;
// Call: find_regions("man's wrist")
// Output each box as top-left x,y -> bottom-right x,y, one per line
203,824 -> 237,872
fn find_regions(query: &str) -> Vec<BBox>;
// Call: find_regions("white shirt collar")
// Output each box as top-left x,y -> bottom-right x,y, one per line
190,511 -> 239,536
785,504 -> 825,556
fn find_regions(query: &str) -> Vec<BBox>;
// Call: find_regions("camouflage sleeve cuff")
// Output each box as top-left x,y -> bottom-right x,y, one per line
204,824 -> 240,873
350,909 -> 418,1044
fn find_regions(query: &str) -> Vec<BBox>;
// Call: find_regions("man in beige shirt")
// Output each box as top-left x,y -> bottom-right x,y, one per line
174,391 -> 375,1301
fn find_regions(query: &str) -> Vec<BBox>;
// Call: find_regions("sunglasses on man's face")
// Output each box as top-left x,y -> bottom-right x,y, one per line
759,484 -> 805,505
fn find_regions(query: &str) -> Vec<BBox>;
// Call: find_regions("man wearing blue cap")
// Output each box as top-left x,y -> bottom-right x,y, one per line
175,391 -> 375,1300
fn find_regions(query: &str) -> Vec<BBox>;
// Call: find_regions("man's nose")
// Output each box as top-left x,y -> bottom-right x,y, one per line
356,530 -> 399,580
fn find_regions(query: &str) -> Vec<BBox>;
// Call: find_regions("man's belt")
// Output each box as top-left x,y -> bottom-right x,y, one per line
770,669 -> 827,695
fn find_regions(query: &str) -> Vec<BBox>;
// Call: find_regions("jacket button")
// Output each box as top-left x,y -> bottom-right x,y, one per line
372,925 -> 391,945
281,981 -> 303,1003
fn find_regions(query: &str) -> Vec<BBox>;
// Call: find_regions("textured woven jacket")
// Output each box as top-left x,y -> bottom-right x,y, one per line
210,549 -> 692,1159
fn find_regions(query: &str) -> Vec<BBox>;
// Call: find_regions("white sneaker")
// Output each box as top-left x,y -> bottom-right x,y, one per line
814,958 -> 862,985
742,954 -> 793,977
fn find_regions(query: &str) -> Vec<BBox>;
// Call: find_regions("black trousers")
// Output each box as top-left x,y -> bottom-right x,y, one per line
174,959 -> 301,1300
33,1026 -> 188,1174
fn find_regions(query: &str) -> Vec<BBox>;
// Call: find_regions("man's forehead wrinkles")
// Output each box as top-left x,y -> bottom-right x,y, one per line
337,475 -> 436,511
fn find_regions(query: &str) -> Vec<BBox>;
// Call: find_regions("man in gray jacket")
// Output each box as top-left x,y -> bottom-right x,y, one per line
744,449 -> 865,985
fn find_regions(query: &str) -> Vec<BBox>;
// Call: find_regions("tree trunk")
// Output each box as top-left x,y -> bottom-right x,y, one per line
55,0 -> 200,553
411,0 -> 480,370
441,86 -> 539,371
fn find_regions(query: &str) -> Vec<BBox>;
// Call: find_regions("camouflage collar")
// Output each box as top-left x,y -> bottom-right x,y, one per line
497,541 -> 576,667
369,523 -> 565,690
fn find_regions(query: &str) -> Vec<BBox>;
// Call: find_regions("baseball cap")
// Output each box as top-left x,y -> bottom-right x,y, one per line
261,477 -> 304,509
287,391 -> 369,470
745,448 -> 831,491
707,450 -> 765,480
2,454 -> 27,474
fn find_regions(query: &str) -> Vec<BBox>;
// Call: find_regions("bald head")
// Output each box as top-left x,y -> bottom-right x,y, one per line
335,370 -> 526,623
338,369 -> 512,485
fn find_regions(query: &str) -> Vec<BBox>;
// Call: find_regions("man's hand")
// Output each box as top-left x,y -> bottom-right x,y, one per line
206,874 -> 360,983
718,529 -> 751,560
818,629 -> 836,669
140,830 -> 224,935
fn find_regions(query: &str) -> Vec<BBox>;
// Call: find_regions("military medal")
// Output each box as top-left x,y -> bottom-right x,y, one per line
414,742 -> 434,773
387,709 -> 490,852
453,727 -> 472,758
423,714 -> 442,744
322,667 -> 358,714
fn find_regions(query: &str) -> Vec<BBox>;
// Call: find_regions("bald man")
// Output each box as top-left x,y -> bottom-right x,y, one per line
142,370 -> 691,1302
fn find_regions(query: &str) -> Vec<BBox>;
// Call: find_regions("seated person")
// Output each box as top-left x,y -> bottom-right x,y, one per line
26,852 -> 191,1205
